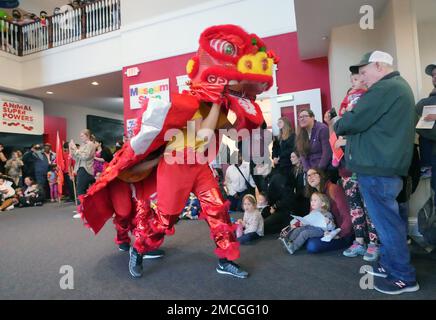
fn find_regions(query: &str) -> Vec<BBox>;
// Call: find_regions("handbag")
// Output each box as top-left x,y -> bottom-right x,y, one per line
235,165 -> 255,197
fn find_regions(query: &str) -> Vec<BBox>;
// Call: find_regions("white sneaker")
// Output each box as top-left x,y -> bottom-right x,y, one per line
5,205 -> 14,211
73,213 -> 81,219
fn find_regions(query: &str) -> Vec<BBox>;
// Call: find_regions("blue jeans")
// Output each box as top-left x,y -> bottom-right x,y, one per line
306,235 -> 353,253
358,174 -> 416,282
237,232 -> 260,244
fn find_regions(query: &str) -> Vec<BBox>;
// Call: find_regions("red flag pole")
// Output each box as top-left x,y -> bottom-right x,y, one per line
55,131 -> 65,204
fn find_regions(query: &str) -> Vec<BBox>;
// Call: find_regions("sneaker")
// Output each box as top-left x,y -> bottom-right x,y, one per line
143,249 -> 165,259
420,167 -> 432,179
118,243 -> 130,252
363,243 -> 380,262
362,262 -> 388,278
343,241 -> 366,257
73,213 -> 81,219
129,247 -> 143,278
216,260 -> 248,279
279,237 -> 295,255
374,276 -> 420,295
5,205 -> 14,211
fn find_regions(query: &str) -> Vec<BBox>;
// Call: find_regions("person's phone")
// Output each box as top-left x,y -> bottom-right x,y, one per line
329,108 -> 337,119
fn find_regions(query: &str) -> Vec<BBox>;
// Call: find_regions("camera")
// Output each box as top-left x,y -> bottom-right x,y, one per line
329,108 -> 337,119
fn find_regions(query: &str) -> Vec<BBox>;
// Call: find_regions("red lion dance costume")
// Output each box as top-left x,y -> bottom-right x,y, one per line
80,24 -> 279,278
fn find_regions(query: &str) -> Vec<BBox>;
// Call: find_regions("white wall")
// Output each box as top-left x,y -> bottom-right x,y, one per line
328,0 -> 422,107
328,23 -> 378,108
417,21 -> 436,99
0,0 -> 296,92
0,52 -> 22,91
44,101 -> 123,141
121,0 -> 217,24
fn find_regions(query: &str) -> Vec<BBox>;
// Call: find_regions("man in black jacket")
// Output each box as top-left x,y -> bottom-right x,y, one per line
22,144 -> 39,181
416,63 -> 436,199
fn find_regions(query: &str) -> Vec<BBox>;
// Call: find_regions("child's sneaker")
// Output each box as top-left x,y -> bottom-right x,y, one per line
343,241 -> 366,257
363,243 -> 380,262
420,167 -> 432,179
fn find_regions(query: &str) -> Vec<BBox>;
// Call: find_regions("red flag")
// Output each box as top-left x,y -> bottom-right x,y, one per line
55,131 -> 65,197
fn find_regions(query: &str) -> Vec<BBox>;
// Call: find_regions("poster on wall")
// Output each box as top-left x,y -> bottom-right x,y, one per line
129,79 -> 170,110
126,118 -> 137,138
0,92 -> 44,135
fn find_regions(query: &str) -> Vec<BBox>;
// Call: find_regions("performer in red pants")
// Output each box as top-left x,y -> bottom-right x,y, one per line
80,24 -> 279,279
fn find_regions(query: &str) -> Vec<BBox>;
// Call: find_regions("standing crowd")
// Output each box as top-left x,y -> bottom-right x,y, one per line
0,129 -> 115,216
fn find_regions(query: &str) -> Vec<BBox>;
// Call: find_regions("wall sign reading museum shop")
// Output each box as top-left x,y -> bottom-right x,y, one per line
0,92 -> 44,135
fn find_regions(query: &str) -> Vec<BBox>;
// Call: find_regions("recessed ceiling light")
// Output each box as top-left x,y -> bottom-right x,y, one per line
46,91 -> 54,95
91,81 -> 99,86
322,36 -> 329,41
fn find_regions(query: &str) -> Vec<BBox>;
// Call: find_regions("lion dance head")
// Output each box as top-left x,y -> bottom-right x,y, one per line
186,24 -> 279,130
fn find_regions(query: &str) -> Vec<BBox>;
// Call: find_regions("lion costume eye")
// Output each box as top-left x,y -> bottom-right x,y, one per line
209,39 -> 237,57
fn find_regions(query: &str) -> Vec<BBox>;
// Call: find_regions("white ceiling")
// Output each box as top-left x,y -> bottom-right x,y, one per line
294,0 -> 388,60
5,0 -> 216,115
25,71 -> 124,114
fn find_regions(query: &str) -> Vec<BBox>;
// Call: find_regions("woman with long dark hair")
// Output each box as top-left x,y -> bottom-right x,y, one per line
303,168 -> 353,253
272,117 -> 295,180
295,110 -> 332,173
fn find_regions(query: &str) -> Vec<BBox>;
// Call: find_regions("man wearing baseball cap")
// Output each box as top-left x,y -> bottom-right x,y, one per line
334,51 -> 418,294
416,62 -> 436,210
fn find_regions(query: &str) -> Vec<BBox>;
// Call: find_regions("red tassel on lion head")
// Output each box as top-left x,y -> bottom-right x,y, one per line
186,24 -> 279,131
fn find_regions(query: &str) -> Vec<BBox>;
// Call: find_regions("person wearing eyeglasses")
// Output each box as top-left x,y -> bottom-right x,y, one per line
295,110 -> 332,176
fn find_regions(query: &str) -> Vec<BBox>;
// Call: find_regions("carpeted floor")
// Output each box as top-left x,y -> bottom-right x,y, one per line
0,202 -> 435,300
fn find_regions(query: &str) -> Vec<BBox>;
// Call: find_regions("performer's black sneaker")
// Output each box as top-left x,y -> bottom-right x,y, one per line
129,247 -> 143,278
118,243 -> 130,252
216,260 -> 248,279
143,249 -> 165,259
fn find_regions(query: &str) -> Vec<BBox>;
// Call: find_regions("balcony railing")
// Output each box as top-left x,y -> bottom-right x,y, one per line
0,0 -> 120,57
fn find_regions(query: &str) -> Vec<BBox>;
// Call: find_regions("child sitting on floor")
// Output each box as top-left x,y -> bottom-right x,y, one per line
279,192 -> 336,254
235,194 -> 264,245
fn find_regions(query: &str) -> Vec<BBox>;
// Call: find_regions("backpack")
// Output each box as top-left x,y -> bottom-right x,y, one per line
417,196 -> 436,246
